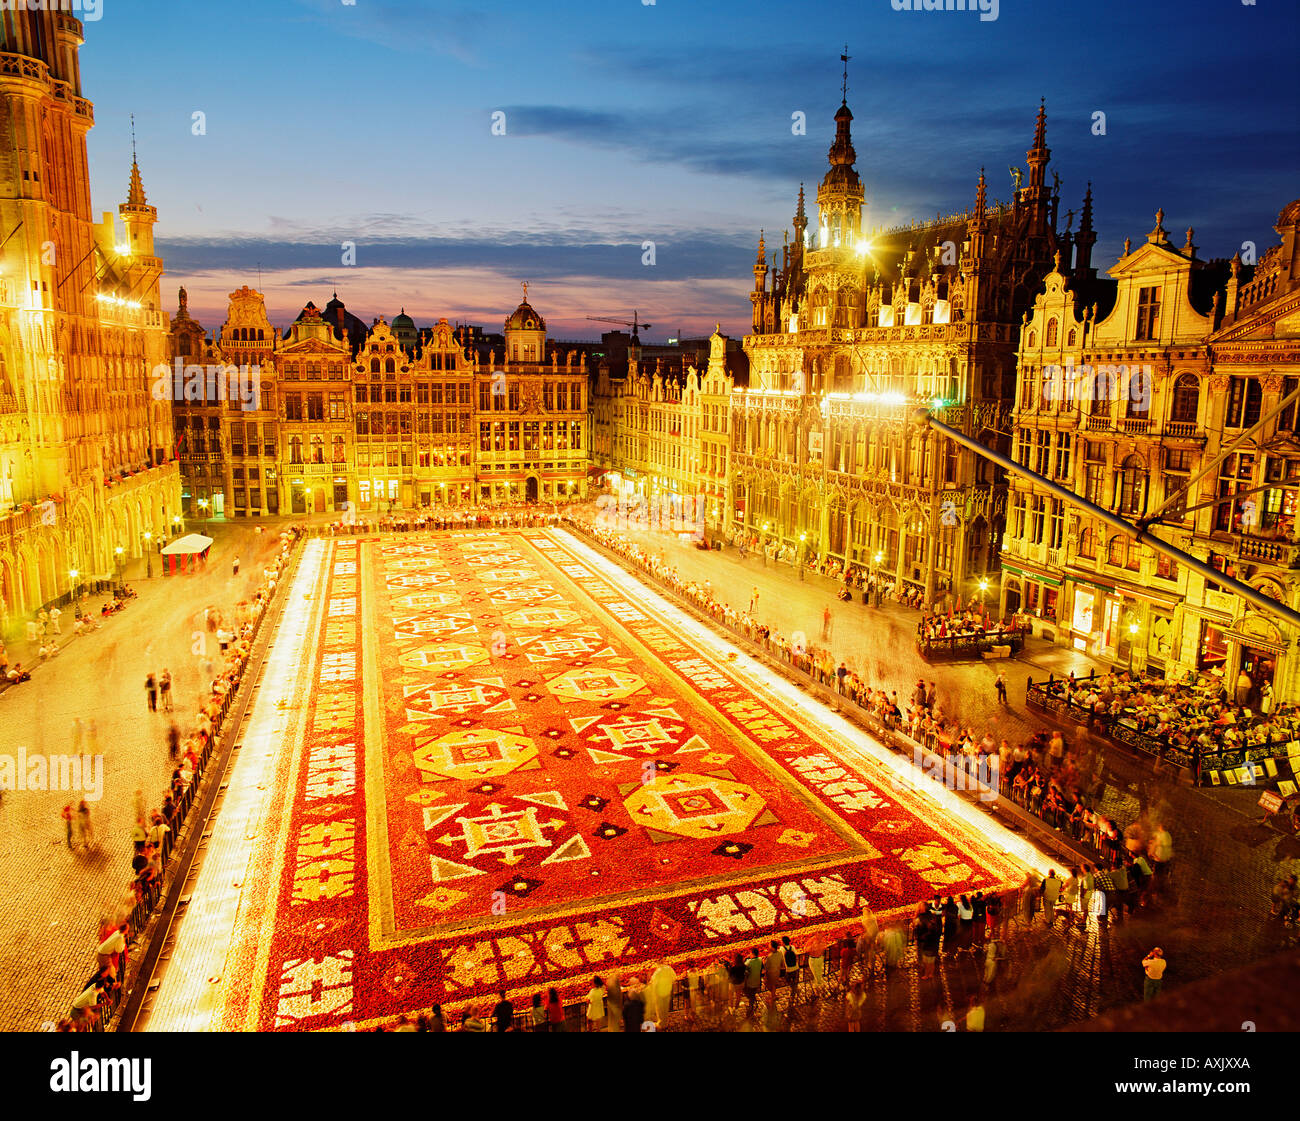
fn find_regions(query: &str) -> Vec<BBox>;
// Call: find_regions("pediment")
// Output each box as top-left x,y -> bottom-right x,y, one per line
1108,240 -> 1191,278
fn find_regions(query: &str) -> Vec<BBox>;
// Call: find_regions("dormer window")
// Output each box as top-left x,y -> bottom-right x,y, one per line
1135,286 -> 1161,341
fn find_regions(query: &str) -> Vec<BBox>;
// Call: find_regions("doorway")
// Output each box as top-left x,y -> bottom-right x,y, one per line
525,476 -> 539,504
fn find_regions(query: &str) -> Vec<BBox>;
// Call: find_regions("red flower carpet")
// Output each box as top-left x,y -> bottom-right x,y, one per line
218,530 -> 1024,1029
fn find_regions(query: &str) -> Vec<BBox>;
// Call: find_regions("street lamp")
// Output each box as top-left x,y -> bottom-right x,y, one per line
978,576 -> 990,613
762,522 -> 770,566
143,532 -> 153,578
798,532 -> 807,581
197,497 -> 209,520
1127,620 -> 1139,675
171,514 -> 181,537
114,546 -> 125,591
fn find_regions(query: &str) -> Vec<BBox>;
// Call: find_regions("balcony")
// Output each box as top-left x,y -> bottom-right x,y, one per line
1165,421 -> 1202,439
1119,418 -> 1151,435
1084,415 -> 1112,432
1237,535 -> 1298,567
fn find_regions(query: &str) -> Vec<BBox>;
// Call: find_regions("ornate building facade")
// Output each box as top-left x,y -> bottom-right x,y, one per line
169,288 -> 592,517
0,8 -> 180,635
734,98 -> 1061,597
1001,200 -> 1300,703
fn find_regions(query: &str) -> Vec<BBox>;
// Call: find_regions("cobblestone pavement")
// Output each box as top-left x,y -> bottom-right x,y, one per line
589,521 -> 1300,1030
0,520 -> 290,1031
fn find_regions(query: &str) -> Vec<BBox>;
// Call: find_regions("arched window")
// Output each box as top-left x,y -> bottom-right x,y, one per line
1170,373 -> 1200,424
385,358 -> 396,374
1108,536 -> 1126,566
370,359 -> 380,373
1046,318 -> 1059,348
1117,454 -> 1146,515
256,329 -> 264,341
1079,527 -> 1097,559
1067,329 -> 1076,346
1027,329 -> 1037,348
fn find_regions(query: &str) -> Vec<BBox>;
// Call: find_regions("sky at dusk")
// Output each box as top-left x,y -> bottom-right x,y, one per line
80,0 -> 1299,343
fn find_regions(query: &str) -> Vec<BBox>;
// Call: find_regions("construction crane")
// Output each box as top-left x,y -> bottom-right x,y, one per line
586,311 -> 652,342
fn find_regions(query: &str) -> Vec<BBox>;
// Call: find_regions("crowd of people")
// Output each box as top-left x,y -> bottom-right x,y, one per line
0,592 -> 140,688
324,504 -> 566,537
1040,669 -> 1294,765
918,607 -> 1023,643
56,529 -> 301,1032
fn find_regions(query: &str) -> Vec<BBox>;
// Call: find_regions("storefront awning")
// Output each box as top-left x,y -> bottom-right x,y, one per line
1002,563 -> 1061,587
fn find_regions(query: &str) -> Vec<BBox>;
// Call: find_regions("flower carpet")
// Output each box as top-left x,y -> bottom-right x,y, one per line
217,530 -> 1026,1029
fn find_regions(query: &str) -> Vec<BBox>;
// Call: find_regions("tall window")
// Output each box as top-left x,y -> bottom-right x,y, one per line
289,435 -> 303,464
1117,454 -> 1147,515
1030,496 -> 1046,545
1079,526 -> 1097,559
1049,499 -> 1064,549
1054,432 -> 1072,481
1170,373 -> 1200,424
1045,318 -> 1058,348
1225,377 -> 1262,429
1135,286 -> 1161,341
1035,430 -> 1051,475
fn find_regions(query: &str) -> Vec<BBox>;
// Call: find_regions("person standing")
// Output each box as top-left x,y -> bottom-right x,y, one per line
77,800 -> 94,850
61,803 -> 74,849
584,976 -> 606,1031
491,991 -> 514,1032
764,940 -> 783,1006
781,935 -> 801,1005
749,587 -> 759,615
1142,947 -> 1166,1000
1041,869 -> 1063,924
232,556 -> 241,578
821,605 -> 832,641
159,669 -> 172,712
604,971 -> 624,1032
926,681 -> 938,711
995,671 -> 1008,704
743,947 -> 763,1015
844,980 -> 866,1032
49,605 -> 61,635
145,672 -> 158,713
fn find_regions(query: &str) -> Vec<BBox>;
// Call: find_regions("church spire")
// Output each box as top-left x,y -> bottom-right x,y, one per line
1074,182 -> 1097,278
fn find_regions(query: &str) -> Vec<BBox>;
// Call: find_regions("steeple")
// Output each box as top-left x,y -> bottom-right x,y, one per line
753,229 -> 767,290
1073,182 -> 1097,278
119,149 -> 157,258
1024,99 -> 1052,232
964,168 -> 991,319
815,55 -> 864,251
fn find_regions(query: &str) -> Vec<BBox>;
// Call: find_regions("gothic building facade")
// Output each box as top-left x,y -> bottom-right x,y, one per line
0,8 -> 180,635
735,97 -> 1062,598
169,288 -> 592,518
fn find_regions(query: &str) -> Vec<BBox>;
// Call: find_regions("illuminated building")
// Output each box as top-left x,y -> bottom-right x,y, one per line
736,94 -> 1060,595
1003,200 -> 1300,699
0,8 -> 180,630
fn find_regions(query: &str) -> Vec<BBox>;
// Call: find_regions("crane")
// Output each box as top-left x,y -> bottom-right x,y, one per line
586,311 -> 652,342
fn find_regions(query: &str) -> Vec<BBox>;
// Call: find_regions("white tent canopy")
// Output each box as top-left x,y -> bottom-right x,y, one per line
160,532 -> 214,556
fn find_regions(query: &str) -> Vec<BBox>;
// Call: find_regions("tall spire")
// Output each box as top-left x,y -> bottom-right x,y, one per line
840,44 -> 851,105
1074,182 -> 1097,277
127,158 -> 147,208
974,167 -> 987,220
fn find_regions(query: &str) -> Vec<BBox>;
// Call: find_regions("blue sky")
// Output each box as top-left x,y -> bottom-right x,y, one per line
81,0 -> 1299,340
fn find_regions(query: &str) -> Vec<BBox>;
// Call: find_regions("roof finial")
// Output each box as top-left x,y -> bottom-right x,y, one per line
840,44 -> 851,104
521,280 -> 529,302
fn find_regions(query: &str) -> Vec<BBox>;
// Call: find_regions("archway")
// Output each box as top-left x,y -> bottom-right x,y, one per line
525,475 -> 539,504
